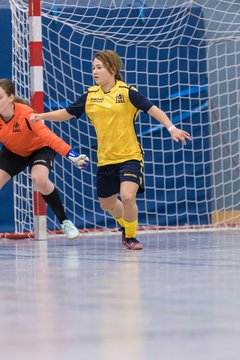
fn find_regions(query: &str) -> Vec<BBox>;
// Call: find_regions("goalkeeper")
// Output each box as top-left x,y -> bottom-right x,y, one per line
30,50 -> 191,250
0,79 -> 89,239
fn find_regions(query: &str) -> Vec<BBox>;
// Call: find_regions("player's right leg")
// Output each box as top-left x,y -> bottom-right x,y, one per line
98,195 -> 127,246
97,164 -> 127,246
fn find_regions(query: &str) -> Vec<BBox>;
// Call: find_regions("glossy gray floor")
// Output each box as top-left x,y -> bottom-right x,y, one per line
0,230 -> 240,360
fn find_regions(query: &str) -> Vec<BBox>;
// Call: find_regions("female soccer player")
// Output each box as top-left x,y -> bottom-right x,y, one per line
30,50 -> 191,250
0,79 -> 89,239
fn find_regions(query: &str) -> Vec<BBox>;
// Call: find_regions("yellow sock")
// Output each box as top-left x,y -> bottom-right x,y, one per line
124,219 -> 138,239
115,217 -> 125,228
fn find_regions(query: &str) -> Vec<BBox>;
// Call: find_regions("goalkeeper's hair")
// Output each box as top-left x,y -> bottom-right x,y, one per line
93,50 -> 123,81
0,78 -> 32,107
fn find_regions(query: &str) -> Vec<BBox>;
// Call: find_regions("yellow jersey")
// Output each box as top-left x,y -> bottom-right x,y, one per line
66,80 -> 153,166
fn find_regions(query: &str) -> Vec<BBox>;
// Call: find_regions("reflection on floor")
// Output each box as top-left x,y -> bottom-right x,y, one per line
0,230 -> 240,360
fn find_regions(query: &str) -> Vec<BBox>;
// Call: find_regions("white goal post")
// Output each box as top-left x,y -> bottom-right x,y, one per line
8,0 -> 240,236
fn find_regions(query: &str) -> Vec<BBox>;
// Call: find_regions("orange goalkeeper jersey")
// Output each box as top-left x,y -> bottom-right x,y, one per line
0,102 -> 71,157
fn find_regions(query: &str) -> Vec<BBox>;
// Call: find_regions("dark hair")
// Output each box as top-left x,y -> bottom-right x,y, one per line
0,78 -> 31,106
93,50 -> 123,81
0,78 -> 15,96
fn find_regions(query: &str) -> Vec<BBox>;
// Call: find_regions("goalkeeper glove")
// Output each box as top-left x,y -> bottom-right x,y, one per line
66,148 -> 89,169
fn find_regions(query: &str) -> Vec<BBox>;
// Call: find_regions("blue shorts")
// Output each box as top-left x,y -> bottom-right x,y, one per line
97,160 -> 145,198
0,146 -> 56,177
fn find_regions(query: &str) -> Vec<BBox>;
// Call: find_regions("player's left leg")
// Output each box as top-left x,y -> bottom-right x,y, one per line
120,181 -> 143,250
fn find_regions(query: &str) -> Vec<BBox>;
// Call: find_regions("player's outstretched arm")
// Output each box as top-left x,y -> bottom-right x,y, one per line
147,105 -> 192,145
30,109 -> 72,123
29,111 -> 89,169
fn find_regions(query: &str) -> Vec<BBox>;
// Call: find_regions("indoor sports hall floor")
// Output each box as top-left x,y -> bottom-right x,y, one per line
1,230 -> 240,360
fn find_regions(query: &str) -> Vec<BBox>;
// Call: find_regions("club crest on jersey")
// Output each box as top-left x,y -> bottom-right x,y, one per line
12,122 -> 20,132
116,94 -> 125,103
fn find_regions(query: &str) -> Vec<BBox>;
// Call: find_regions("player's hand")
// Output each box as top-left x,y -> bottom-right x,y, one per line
30,113 -> 43,124
74,154 -> 90,169
67,148 -> 89,169
168,126 -> 192,145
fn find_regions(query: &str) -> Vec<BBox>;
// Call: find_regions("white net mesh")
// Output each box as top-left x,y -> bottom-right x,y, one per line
9,0 -> 240,233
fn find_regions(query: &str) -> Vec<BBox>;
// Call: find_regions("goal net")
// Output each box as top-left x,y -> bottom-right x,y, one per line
9,0 -> 240,235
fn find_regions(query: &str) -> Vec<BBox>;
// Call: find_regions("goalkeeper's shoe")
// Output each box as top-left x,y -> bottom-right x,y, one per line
61,220 -> 79,240
125,237 -> 143,250
119,227 -> 126,246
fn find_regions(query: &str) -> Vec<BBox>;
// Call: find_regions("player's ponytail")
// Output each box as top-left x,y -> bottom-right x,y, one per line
14,96 -> 32,107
